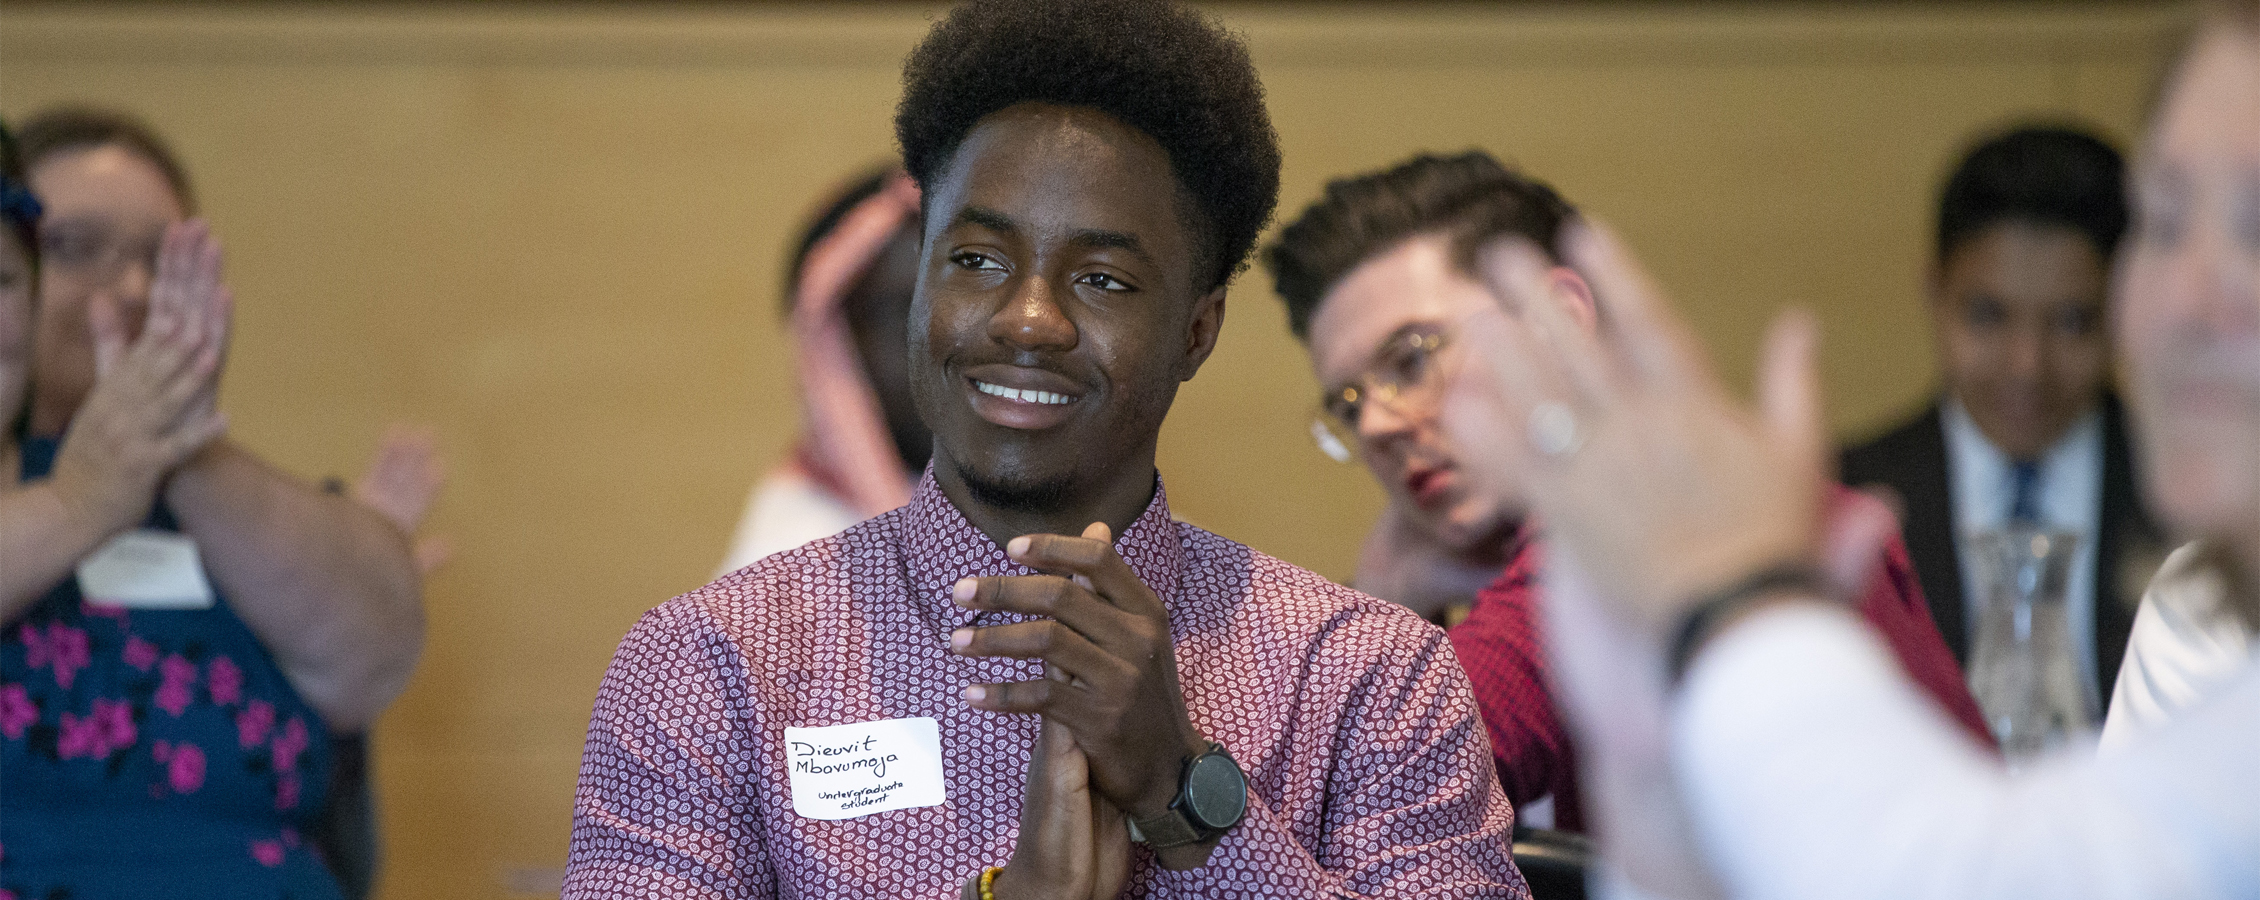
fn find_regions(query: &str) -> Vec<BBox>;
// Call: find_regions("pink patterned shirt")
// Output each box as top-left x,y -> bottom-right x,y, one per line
564,475 -> 1526,898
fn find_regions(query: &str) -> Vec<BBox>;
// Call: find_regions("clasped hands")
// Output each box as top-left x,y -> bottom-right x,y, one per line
950,522 -> 1215,899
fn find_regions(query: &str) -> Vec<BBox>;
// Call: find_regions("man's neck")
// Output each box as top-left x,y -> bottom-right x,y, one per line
930,453 -> 1161,549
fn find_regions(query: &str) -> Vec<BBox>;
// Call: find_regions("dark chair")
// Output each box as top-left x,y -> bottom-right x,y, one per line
1511,825 -> 1591,900
312,732 -> 381,900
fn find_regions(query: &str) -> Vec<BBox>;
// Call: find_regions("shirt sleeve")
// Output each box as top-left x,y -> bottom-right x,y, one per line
563,602 -> 775,899
1674,604 -> 2260,900
2100,543 -> 2253,752
1451,553 -> 1577,818
1149,620 -> 1528,898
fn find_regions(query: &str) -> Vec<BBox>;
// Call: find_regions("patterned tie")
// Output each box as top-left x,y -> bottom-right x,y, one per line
2007,460 -> 2043,524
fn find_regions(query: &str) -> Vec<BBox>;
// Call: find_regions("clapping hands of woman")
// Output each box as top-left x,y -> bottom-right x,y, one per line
48,219 -> 232,538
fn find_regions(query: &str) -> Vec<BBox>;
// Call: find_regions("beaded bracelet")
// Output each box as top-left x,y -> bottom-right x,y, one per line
977,866 -> 1003,900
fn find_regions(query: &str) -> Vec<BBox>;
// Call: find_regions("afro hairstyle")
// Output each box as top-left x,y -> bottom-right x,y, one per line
894,0 -> 1281,293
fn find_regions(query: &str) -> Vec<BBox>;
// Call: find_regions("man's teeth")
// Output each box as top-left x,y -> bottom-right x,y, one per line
975,380 -> 1074,406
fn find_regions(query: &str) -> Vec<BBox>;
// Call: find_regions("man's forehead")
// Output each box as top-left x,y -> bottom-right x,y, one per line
931,105 -> 1189,249
1308,234 -> 1484,380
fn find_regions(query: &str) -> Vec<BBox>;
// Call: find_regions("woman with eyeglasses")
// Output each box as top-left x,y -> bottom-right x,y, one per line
0,108 -> 422,900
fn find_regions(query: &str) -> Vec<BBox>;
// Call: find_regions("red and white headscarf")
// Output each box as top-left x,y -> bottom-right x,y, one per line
787,172 -> 922,518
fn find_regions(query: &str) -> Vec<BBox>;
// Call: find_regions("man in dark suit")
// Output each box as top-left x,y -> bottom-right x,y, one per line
1843,125 -> 2169,704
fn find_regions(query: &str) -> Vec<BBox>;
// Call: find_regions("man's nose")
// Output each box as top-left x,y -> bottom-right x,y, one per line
2002,323 -> 2045,381
989,275 -> 1078,352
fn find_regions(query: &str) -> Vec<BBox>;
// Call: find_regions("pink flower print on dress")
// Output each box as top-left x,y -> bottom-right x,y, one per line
152,738 -> 173,762
155,654 -> 198,716
123,636 -> 159,671
91,698 -> 136,753
249,838 -> 285,867
56,711 -> 102,759
167,742 -> 206,793
43,624 -> 90,691
271,716 -> 309,773
207,655 -> 243,706
18,624 -> 49,670
236,700 -> 275,749
0,685 -> 34,740
275,770 -> 301,811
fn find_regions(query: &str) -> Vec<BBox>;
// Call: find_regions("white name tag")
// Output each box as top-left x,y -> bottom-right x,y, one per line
784,716 -> 946,820
76,529 -> 217,610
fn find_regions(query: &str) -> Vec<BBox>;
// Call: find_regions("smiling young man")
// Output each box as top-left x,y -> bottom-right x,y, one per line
562,2 -> 1525,898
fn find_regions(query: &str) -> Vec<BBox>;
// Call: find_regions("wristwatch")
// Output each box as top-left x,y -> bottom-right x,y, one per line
1127,742 -> 1247,848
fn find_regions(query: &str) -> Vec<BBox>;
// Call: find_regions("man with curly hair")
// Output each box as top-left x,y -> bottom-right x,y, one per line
563,1 -> 1528,898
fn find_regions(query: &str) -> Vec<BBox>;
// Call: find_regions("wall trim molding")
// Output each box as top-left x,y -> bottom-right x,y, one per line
0,3 -> 2190,71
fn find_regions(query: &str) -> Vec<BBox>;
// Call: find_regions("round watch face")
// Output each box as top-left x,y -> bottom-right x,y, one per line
1183,751 -> 1247,830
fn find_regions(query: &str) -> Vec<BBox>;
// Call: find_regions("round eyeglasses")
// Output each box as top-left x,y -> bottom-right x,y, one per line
1311,326 -> 1455,463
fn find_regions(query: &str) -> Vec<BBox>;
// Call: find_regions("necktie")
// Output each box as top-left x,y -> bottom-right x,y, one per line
2007,460 -> 2043,524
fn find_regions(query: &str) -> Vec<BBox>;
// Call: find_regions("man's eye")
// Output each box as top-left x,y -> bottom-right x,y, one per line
1962,298 -> 2008,328
950,252 -> 1002,271
1078,272 -> 1132,292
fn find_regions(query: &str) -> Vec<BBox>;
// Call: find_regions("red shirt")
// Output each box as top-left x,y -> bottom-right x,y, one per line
1449,490 -> 1996,833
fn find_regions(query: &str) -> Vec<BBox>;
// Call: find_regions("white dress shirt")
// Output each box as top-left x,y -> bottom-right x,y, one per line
2101,542 -> 2257,752
1944,399 -> 2105,685
1673,604 -> 2260,900
714,468 -> 868,577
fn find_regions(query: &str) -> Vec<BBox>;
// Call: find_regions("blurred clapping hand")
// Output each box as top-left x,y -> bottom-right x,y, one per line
350,424 -> 449,574
1450,222 -> 1905,899
48,219 -> 232,540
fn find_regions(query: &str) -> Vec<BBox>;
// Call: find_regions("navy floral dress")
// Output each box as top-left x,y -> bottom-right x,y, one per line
2,437 -> 341,900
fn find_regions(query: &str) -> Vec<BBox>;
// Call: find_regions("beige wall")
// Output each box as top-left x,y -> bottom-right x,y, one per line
0,2 -> 2182,895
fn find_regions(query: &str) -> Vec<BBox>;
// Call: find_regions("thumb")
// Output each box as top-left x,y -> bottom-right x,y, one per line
1758,308 -> 1824,472
89,295 -> 127,379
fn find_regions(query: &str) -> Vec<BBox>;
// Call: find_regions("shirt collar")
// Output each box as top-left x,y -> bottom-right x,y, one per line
901,468 -> 1187,631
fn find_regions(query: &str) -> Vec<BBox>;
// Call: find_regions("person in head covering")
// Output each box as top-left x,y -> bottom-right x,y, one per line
717,166 -> 929,573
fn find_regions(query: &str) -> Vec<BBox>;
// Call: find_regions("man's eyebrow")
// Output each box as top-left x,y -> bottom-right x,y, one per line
953,206 -> 1019,235
1070,228 -> 1155,267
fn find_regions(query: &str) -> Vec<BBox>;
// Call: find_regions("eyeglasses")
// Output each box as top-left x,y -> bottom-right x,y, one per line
1311,325 -> 1455,463
37,219 -> 164,284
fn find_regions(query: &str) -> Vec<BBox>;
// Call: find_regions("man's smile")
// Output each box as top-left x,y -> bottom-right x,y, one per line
963,363 -> 1087,430
974,379 -> 1075,406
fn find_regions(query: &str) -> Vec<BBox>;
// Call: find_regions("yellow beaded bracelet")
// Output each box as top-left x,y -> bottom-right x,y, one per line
978,866 -> 1003,900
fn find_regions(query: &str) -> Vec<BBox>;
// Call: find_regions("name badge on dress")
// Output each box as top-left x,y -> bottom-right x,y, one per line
76,529 -> 217,610
784,716 -> 947,820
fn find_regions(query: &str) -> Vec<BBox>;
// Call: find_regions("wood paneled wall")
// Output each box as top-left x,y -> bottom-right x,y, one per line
0,3 -> 2181,895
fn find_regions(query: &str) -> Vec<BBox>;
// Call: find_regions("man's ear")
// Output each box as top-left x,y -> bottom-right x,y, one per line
1179,285 -> 1229,382
1549,265 -> 1600,333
